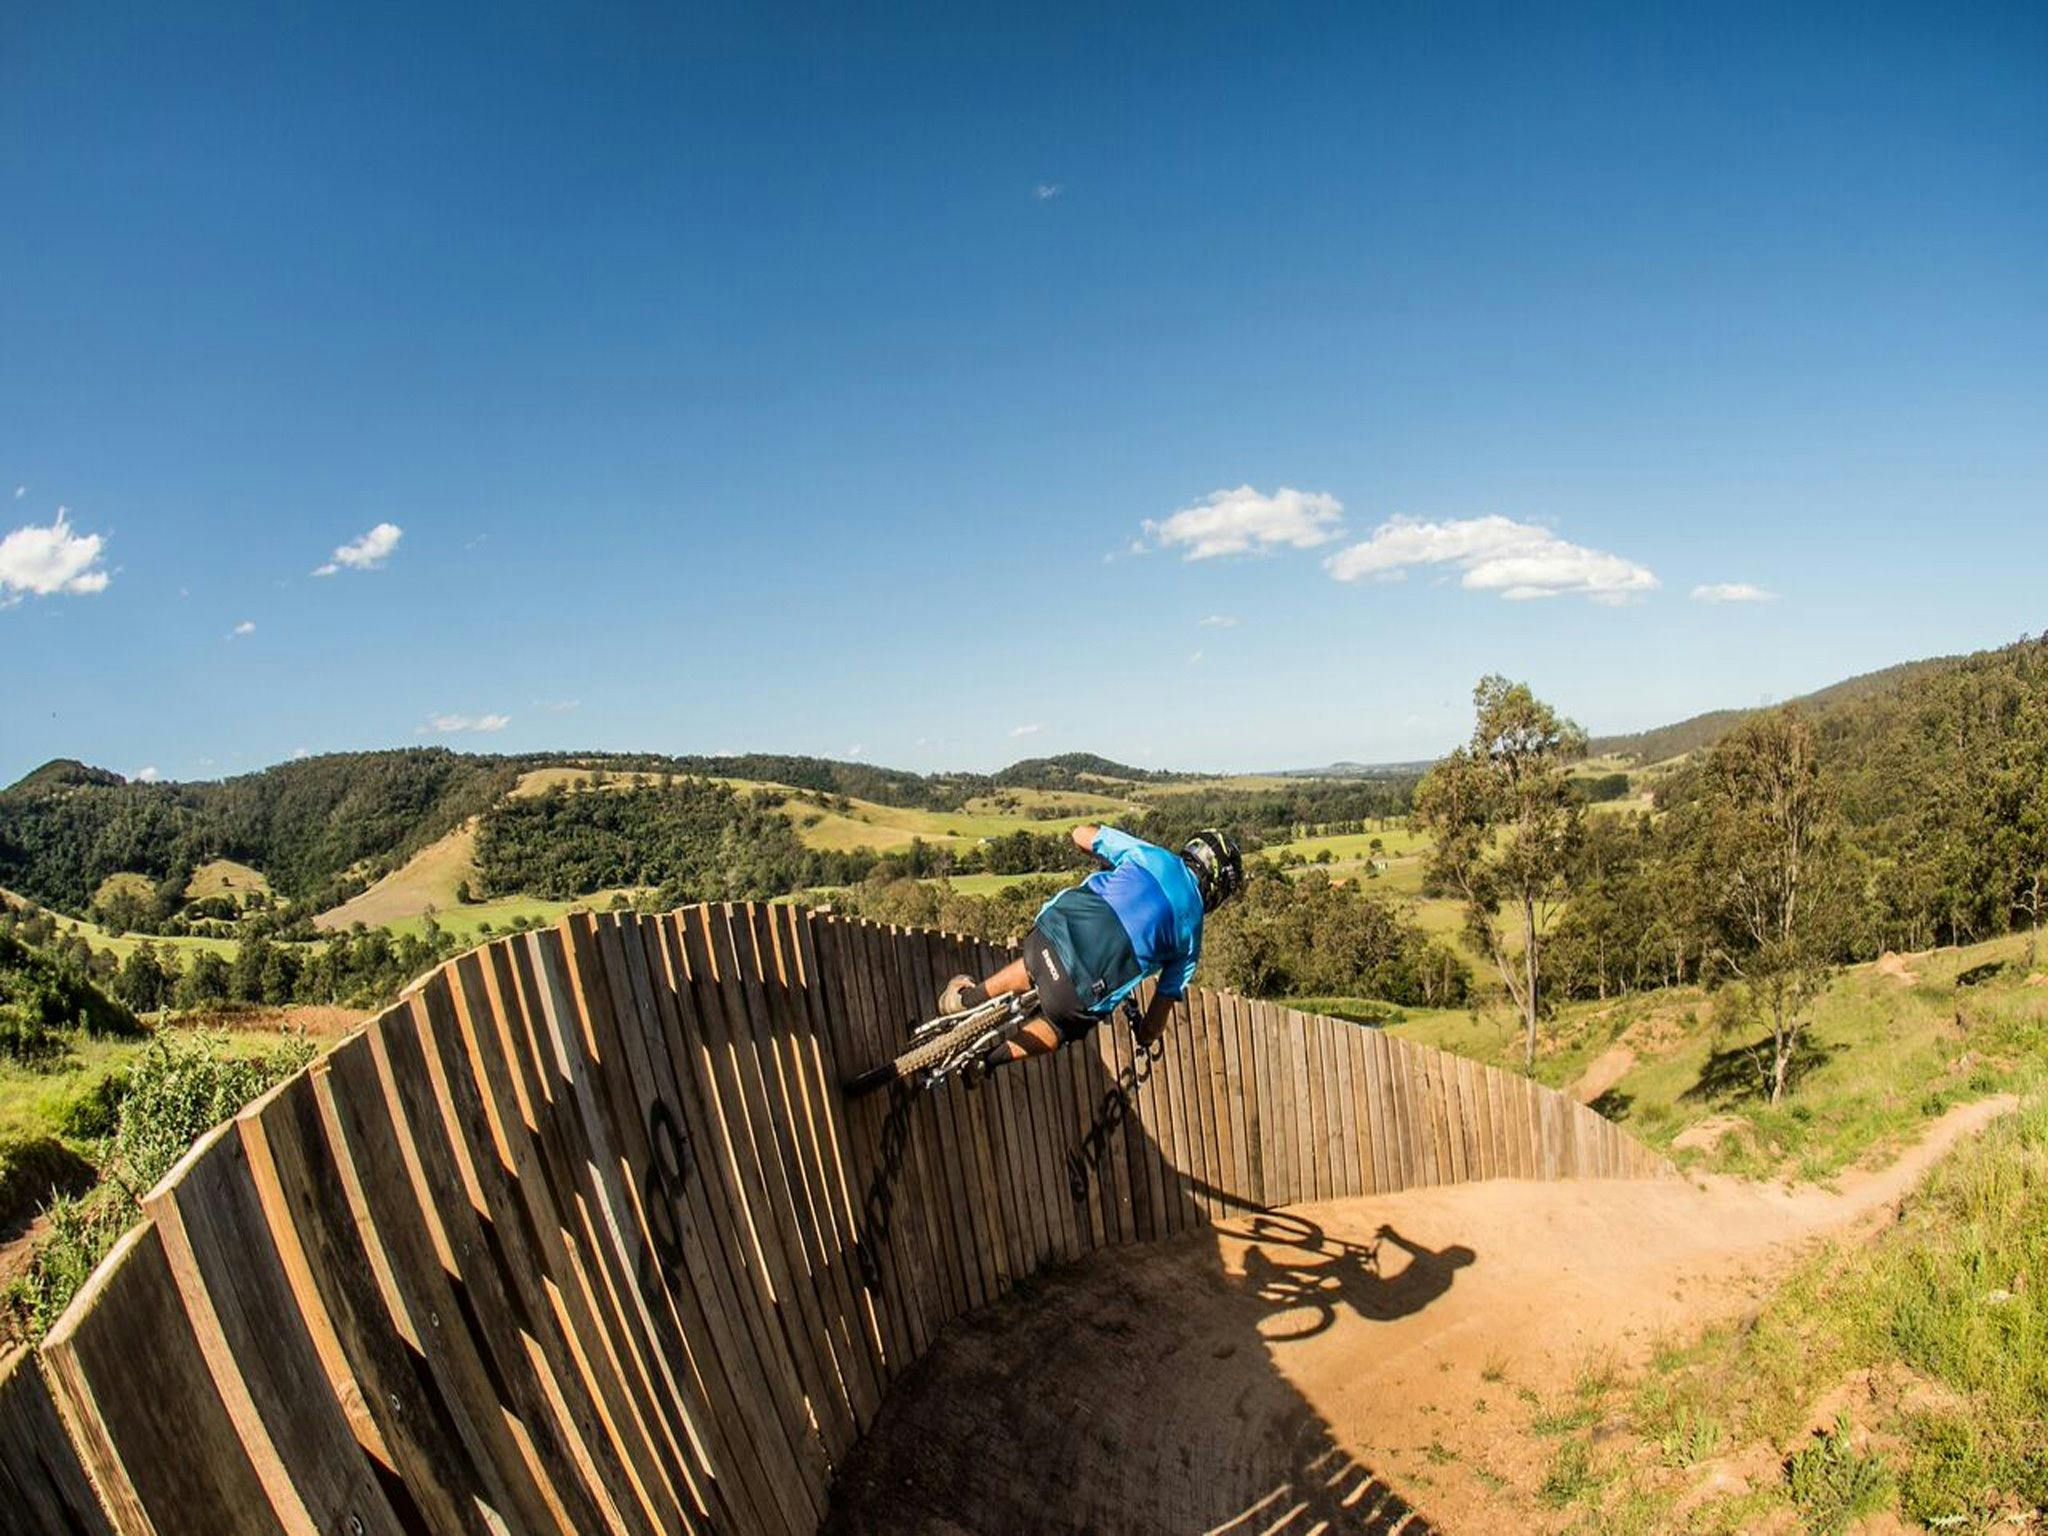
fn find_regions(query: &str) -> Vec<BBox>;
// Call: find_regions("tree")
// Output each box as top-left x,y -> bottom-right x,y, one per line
1414,676 -> 1587,1069
112,941 -> 171,1013
1689,709 -> 1841,1103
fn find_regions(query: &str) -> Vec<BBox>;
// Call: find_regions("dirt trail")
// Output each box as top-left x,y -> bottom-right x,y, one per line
826,1097 -> 2014,1535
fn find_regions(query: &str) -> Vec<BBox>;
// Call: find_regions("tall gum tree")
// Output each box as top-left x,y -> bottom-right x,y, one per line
1688,708 -> 1842,1104
1414,676 -> 1587,1070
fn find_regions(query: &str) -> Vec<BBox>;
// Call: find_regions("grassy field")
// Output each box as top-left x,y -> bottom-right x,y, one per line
1390,930 -> 2048,1183
184,859 -> 270,901
89,872 -> 154,907
314,821 -> 480,931
376,894 -> 624,943
40,914 -> 239,962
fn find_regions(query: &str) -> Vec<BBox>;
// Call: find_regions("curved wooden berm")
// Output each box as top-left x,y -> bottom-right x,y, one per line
0,904 -> 1670,1534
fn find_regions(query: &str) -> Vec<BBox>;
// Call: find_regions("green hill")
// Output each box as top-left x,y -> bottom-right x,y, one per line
1589,653 -> 1963,764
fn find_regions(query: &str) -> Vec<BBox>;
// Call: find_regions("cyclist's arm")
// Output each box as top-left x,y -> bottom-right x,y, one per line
1081,824 -> 1145,864
1133,988 -> 1177,1047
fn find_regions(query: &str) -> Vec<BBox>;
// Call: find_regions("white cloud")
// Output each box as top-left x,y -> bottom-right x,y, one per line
1144,485 -> 1344,561
1199,614 -> 1240,628
0,510 -> 111,599
230,620 -> 256,638
846,744 -> 866,758
1324,515 -> 1659,605
313,521 -> 403,576
290,746 -> 310,760
1691,582 -> 1775,604
1034,182 -> 1063,200
11,486 -> 23,499
134,766 -> 161,783
420,712 -> 511,734
1010,723 -> 1044,738
1188,649 -> 1205,664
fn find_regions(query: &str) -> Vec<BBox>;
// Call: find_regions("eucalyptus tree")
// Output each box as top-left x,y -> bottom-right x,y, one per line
1414,676 -> 1587,1070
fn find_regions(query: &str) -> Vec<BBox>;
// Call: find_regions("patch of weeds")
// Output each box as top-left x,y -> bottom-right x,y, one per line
1481,1348 -> 1510,1384
1659,1405 -> 1726,1468
1537,1439 -> 1602,1509
1784,1414 -> 1894,1533
1530,1396 -> 1599,1437
1574,1350 -> 1621,1402
1423,1438 -> 1455,1466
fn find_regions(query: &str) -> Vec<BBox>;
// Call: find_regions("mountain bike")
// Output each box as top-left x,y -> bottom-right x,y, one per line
842,988 -> 1040,1097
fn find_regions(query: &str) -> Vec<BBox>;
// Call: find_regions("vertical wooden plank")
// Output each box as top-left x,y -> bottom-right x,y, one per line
1060,988 -> 1111,1255
763,904 -> 891,1421
1090,1010 -> 1138,1246
41,1222 -> 287,1536
725,905 -> 873,1430
1315,1017 -> 1344,1200
1228,993 -> 1264,1208
689,907 -> 857,1460
847,925 -> 942,1343
1331,1022 -> 1361,1200
317,1028 -> 586,1536
1187,992 -> 1218,1213
457,944 -> 757,1536
1245,999 -> 1275,1207
1183,991 -> 1213,1214
1436,1047 -> 1470,1186
786,908 -> 903,1398
639,912 -> 830,1529
142,1121 -> 412,1536
362,997 -> 639,1535
1386,1037 -> 1433,1187
418,966 -> 700,1536
920,928 -> 1008,1304
1279,1004 -> 1306,1205
818,916 -> 931,1366
1153,996 -> 1196,1230
0,1345 -> 114,1536
244,1063 -> 527,1536
1109,1004 -> 1159,1244
1360,1027 -> 1397,1193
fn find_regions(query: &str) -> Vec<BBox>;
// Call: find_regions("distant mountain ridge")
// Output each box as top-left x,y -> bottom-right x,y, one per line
1588,653 -> 1962,764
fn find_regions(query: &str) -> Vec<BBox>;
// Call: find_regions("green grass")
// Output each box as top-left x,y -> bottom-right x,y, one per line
1388,930 -> 2048,1183
913,872 -> 1060,898
1608,1096 -> 2048,1530
42,914 -> 240,962
379,894 -> 613,942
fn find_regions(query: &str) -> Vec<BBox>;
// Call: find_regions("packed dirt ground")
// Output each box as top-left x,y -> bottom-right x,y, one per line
826,1098 -> 2014,1534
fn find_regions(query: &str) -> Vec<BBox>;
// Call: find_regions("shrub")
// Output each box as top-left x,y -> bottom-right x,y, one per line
113,1031 -> 316,1195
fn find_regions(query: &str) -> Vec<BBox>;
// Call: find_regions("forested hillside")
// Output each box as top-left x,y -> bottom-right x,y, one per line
1589,654 -> 1953,764
0,749 -> 516,910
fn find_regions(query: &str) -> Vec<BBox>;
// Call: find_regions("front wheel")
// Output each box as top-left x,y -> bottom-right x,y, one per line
842,1009 -> 1008,1098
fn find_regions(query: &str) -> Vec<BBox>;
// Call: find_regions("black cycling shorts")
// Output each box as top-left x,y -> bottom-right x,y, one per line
1022,889 -> 1142,1044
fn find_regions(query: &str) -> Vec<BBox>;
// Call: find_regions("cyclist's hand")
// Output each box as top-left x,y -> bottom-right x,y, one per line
1120,997 -> 1145,1043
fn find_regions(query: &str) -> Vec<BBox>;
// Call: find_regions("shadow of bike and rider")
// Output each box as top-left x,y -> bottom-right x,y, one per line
828,1047 -> 1474,1534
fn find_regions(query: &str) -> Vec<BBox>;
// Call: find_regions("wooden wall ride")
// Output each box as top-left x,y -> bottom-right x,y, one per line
0,905 -> 1671,1534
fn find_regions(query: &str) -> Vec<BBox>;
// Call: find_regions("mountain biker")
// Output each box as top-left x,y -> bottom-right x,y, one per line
937,824 -> 1243,1080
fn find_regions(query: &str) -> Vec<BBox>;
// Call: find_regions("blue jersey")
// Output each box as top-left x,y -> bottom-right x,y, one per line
1038,826 -> 1205,1011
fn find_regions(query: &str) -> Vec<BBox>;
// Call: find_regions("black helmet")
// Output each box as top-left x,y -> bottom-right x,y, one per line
1182,829 -> 1244,913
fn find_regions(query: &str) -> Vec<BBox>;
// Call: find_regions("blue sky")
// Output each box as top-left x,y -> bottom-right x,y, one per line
4,1 -> 2043,784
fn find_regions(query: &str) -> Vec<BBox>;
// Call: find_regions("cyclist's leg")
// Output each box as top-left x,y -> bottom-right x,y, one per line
944,956 -> 1030,1011
983,1016 -> 1062,1066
